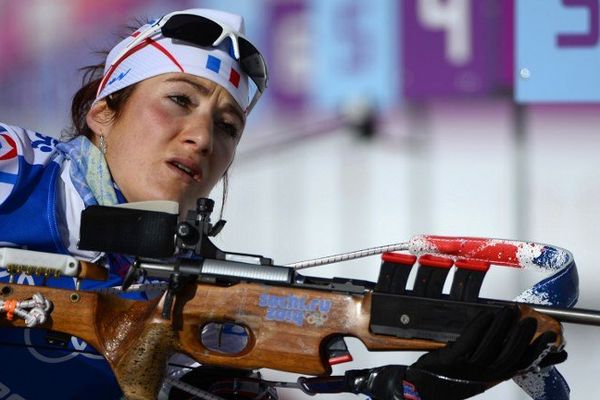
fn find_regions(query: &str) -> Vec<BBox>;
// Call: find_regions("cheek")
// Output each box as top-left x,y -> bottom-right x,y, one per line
106,104 -> 177,189
108,129 -> 149,174
112,104 -> 175,158
211,140 -> 237,173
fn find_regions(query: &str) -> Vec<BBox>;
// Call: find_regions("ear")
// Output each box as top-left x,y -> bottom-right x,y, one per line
86,100 -> 114,142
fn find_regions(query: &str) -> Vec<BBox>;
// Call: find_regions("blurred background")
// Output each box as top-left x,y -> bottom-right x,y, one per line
1,0 -> 599,398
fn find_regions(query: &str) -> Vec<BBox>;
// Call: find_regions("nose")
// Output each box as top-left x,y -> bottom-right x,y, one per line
181,114 -> 214,155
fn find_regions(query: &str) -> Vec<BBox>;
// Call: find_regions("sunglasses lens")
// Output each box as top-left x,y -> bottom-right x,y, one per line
162,14 -> 222,46
238,38 -> 268,92
161,14 -> 268,97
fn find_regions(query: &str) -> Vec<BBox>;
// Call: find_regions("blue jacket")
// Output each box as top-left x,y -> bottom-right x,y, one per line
0,122 -> 125,399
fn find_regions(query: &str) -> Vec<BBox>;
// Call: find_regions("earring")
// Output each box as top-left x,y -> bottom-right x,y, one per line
99,133 -> 107,155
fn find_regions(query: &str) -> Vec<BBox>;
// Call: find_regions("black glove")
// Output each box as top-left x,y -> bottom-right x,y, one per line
343,306 -> 566,400
404,306 -> 567,400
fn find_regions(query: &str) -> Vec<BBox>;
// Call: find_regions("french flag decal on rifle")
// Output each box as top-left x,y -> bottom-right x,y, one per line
206,55 -> 241,88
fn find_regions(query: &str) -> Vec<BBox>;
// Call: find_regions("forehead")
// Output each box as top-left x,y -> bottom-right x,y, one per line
137,73 -> 244,114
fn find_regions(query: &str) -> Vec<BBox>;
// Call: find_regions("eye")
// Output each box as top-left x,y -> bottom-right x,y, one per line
216,121 -> 241,139
168,94 -> 192,108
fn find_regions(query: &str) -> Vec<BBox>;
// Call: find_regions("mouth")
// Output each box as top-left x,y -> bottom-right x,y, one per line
167,160 -> 202,183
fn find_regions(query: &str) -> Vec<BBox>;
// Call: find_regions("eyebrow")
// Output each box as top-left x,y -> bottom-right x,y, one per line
164,76 -> 245,122
165,76 -> 210,95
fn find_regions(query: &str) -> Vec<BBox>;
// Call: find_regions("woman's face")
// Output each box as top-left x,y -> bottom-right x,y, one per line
89,73 -> 245,210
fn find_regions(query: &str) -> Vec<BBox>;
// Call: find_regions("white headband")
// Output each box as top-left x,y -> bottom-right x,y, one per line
96,9 -> 250,111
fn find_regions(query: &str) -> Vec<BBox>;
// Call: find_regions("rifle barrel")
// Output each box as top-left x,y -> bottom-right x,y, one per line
532,306 -> 600,326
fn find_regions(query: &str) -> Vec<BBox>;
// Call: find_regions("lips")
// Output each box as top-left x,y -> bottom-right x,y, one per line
167,158 -> 202,183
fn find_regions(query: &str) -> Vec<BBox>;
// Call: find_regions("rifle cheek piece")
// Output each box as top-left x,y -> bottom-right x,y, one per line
79,203 -> 178,258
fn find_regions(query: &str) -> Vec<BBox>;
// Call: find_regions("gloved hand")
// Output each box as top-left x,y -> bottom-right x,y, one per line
405,306 -> 567,400
343,306 -> 567,400
344,365 -> 407,400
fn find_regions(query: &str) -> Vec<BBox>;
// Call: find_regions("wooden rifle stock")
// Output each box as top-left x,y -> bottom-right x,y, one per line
0,283 -> 167,399
0,280 -> 563,400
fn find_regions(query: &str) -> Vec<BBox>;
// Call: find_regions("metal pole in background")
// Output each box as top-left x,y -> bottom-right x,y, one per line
406,102 -> 433,235
513,103 -> 528,240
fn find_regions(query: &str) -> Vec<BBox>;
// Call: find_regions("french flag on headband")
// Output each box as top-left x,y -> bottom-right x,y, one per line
206,55 -> 241,88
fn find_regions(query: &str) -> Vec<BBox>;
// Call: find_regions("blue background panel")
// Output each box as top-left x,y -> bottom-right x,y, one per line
517,0 -> 600,102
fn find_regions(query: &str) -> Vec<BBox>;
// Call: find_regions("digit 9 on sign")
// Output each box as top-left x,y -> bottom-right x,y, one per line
558,0 -> 599,47
416,0 -> 472,66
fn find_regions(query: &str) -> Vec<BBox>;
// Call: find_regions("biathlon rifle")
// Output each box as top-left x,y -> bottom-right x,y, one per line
0,198 -> 598,400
